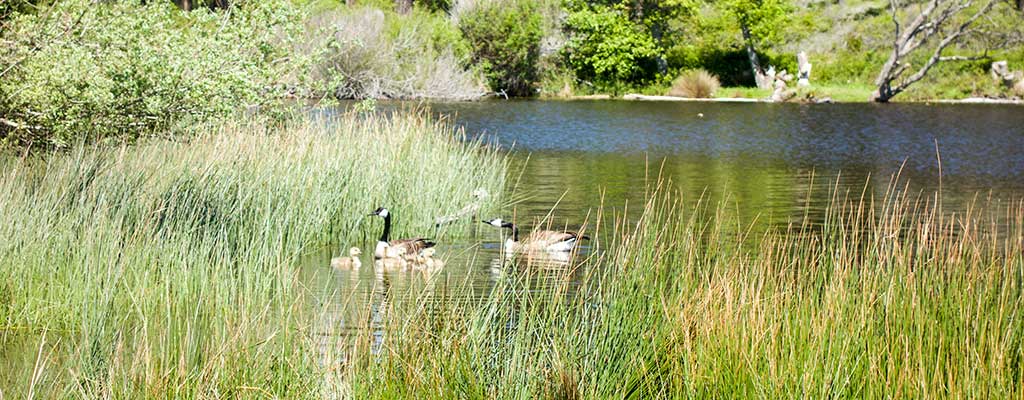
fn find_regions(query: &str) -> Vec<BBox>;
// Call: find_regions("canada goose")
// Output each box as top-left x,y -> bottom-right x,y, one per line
483,218 -> 589,253
330,247 -> 363,270
374,257 -> 409,272
434,188 -> 490,227
369,207 -> 435,259
410,247 -> 445,271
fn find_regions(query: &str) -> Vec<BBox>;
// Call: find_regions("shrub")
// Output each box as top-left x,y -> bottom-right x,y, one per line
0,0 -> 304,149
668,69 -> 720,98
308,8 -> 484,100
666,45 -> 797,87
0,0 -> 39,20
458,0 -> 543,96
563,4 -> 660,87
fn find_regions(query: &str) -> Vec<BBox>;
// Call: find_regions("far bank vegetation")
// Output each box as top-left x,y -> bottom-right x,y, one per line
668,69 -> 721,98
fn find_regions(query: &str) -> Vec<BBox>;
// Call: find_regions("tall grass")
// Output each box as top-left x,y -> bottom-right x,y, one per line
0,111 -> 506,397
3,110 -> 1022,397
668,69 -> 721,98
325,179 -> 1024,398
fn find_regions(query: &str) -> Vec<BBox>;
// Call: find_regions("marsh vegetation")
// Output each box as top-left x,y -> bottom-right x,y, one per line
1,106 -> 1022,397
2,1 -> 1023,398
0,112 -> 506,397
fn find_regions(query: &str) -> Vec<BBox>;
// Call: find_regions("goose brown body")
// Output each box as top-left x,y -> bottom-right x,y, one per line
370,207 -> 435,259
484,218 -> 589,253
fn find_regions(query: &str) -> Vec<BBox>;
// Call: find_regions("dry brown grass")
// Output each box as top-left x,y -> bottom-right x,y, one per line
668,69 -> 721,98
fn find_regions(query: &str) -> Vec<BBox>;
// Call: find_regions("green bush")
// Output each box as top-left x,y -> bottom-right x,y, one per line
0,0 -> 304,149
666,45 -> 796,87
459,0 -> 543,96
563,4 -> 661,88
0,0 -> 42,20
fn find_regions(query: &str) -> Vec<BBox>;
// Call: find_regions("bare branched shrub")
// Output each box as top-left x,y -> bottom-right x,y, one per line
449,0 -> 497,24
668,69 -> 721,98
306,9 -> 484,100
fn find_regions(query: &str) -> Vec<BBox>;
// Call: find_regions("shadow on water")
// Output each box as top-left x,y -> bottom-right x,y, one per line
305,100 -> 1024,351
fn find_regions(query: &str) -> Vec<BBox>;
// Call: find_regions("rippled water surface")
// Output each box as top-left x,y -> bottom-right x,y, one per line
305,100 -> 1024,340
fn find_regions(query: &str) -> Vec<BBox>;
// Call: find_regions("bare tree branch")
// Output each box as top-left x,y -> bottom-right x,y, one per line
872,0 -> 1002,102
892,0 -> 998,95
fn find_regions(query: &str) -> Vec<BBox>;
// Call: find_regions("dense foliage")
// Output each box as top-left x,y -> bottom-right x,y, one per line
2,0 -> 1024,149
564,4 -> 661,87
719,0 -> 791,49
459,0 -> 543,96
0,0 -> 304,149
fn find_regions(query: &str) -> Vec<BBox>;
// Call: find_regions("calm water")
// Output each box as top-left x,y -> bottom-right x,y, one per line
304,101 -> 1024,345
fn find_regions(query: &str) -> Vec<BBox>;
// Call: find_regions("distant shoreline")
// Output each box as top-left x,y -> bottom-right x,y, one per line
549,93 -> 1024,105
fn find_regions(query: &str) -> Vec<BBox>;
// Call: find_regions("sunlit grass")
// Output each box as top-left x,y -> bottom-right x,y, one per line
326,179 -> 1024,398
2,110 -> 1021,398
0,111 -> 506,398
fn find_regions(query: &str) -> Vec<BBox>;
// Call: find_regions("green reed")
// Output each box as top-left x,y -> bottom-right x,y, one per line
0,111 -> 506,398
328,179 -> 1023,399
2,110 -> 1021,398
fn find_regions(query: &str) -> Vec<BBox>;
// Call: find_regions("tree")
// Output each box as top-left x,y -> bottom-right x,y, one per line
460,1 -> 543,96
623,0 -> 698,73
871,0 -> 1001,102
719,0 -> 791,89
564,4 -> 661,87
568,0 -> 696,74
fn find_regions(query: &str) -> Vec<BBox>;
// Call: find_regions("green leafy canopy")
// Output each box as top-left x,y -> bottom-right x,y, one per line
564,4 -> 661,85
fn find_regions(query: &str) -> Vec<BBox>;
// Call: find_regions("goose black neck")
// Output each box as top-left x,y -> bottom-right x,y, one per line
379,214 -> 391,243
506,223 -> 519,242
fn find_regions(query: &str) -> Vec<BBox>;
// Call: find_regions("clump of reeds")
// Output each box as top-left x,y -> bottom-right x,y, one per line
0,111 -> 506,397
327,178 -> 1024,398
668,69 -> 721,98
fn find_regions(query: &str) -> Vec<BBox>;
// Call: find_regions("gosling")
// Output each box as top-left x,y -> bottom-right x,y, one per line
410,247 -> 445,271
374,257 -> 409,272
330,247 -> 362,270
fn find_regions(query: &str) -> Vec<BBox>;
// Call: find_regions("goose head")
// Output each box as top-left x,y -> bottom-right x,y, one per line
483,218 -> 514,229
349,247 -> 362,257
369,207 -> 389,218
471,188 -> 490,200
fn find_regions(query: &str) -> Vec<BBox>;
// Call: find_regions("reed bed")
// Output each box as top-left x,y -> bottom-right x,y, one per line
0,111 -> 507,398
327,180 -> 1024,398
2,110 -> 1022,398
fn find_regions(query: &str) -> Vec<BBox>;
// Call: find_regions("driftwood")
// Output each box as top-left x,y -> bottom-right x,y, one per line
991,60 -> 1021,88
797,51 -> 812,87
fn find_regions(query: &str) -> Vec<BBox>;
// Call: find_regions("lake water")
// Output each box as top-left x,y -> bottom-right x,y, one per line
303,100 -> 1024,346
